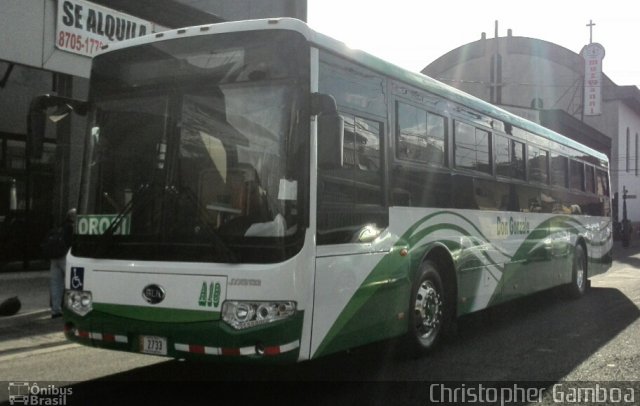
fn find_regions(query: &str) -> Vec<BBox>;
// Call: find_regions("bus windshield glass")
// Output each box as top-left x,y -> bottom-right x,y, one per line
74,30 -> 309,263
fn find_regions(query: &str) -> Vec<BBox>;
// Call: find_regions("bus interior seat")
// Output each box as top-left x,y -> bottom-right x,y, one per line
218,165 -> 271,236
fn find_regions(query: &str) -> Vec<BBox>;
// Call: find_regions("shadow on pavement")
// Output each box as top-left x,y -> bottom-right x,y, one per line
1,240 -> 638,405
612,240 -> 640,268
58,283 -> 639,406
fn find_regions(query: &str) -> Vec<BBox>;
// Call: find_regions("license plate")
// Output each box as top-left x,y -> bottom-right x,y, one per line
139,335 -> 167,356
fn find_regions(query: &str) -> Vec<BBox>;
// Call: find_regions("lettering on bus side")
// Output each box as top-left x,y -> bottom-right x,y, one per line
229,278 -> 262,287
198,282 -> 222,308
496,216 -> 531,236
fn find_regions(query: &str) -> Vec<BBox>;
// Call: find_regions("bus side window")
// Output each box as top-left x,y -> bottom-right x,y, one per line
585,165 -> 596,193
495,134 -> 525,179
317,112 -> 385,244
454,121 -> 490,173
353,117 -> 380,172
317,51 -> 388,244
528,145 -> 549,184
550,153 -> 568,188
339,114 -> 382,203
318,51 -> 387,118
596,169 -> 609,197
570,160 -> 585,191
396,101 -> 445,166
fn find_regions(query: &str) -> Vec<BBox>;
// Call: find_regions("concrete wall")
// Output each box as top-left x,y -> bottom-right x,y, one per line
0,0 -> 91,78
614,101 -> 640,222
423,36 -> 584,119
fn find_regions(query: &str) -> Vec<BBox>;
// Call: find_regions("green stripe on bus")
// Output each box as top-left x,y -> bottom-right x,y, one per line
314,211 -> 611,358
93,303 -> 220,323
313,245 -> 411,357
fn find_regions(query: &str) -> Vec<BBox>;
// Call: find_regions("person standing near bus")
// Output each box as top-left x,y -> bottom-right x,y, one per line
43,209 -> 76,318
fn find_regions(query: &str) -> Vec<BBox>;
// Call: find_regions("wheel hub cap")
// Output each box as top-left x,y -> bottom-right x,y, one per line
414,281 -> 442,339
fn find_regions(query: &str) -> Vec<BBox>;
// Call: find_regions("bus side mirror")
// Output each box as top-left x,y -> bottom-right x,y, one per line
313,93 -> 344,169
27,94 -> 88,159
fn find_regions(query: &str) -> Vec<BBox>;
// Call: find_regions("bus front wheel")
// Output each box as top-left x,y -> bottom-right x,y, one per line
566,244 -> 588,299
406,261 -> 448,355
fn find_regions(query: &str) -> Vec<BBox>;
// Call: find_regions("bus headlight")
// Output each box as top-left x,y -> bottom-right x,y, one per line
65,291 -> 93,316
222,301 -> 296,330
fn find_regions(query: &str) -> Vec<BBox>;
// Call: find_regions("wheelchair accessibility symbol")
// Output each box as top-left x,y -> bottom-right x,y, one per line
70,267 -> 84,290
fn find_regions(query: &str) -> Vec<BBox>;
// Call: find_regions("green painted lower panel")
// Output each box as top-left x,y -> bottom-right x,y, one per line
314,277 -> 410,357
93,303 -> 220,323
313,246 -> 411,358
314,210 -> 612,359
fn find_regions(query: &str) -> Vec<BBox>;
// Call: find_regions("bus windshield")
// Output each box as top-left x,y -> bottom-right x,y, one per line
74,30 -> 309,263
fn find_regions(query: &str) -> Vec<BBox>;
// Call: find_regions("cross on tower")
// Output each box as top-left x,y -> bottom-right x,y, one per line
586,20 -> 596,44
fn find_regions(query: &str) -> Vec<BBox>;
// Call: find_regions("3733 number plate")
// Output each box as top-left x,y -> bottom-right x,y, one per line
139,335 -> 167,356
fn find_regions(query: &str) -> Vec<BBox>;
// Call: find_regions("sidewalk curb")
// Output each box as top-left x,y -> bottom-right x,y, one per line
0,308 -> 64,355
0,333 -> 68,356
0,270 -> 49,281
0,308 -> 50,327
3,308 -> 50,319
0,341 -> 78,362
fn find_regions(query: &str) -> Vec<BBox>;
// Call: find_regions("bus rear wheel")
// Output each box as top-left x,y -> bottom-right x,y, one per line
406,261 -> 447,355
566,244 -> 588,299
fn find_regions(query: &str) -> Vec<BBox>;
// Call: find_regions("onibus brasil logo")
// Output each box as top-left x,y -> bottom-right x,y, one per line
8,382 -> 72,405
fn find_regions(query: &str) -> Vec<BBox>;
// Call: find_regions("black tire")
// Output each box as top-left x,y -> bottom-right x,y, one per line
406,261 -> 449,355
566,244 -> 588,299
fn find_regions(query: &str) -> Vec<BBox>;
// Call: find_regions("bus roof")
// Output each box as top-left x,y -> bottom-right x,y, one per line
100,18 -> 609,164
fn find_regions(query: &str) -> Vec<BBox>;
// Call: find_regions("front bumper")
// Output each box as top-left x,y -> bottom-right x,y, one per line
63,307 -> 304,364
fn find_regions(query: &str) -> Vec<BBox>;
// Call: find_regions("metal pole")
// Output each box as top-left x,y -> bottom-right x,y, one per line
622,186 -> 630,247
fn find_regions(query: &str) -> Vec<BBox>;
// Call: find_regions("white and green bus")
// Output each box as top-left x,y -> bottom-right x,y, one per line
31,18 -> 612,363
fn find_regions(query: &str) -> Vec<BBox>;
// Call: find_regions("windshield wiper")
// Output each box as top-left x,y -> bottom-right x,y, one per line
95,182 -> 238,262
176,185 -> 238,263
95,183 -> 159,253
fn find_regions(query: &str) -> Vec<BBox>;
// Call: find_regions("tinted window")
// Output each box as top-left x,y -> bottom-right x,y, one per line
319,52 -> 386,117
495,134 -> 525,179
570,160 -> 585,191
528,145 -> 548,184
596,169 -> 609,197
585,165 -> 595,193
551,153 -> 568,188
396,102 -> 445,166
317,112 -> 386,244
455,121 -> 490,173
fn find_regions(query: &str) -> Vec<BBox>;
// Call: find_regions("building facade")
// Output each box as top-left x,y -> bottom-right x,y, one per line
422,31 -> 640,233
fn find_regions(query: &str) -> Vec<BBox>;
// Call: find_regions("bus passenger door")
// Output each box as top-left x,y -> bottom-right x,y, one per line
312,114 -> 406,358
